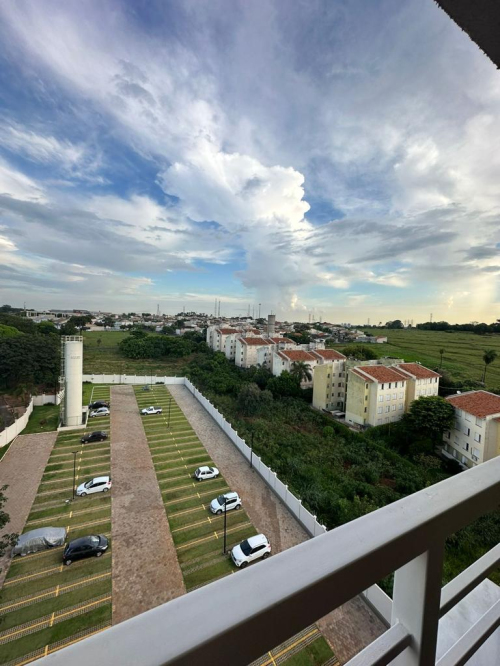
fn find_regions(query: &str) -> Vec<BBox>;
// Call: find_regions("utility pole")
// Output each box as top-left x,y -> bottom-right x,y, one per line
223,496 -> 228,554
72,451 -> 78,500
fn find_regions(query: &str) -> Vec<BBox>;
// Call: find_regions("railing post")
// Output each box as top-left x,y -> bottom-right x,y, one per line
391,543 -> 444,665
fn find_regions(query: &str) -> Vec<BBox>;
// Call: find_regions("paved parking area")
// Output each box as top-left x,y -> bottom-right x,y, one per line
168,384 -> 386,662
0,432 -> 57,588
110,386 -> 184,625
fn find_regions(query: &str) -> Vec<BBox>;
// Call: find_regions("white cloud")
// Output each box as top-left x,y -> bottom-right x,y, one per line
0,158 -> 47,202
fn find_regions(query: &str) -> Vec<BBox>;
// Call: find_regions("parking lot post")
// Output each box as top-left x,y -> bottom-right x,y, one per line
223,497 -> 227,554
72,450 -> 78,500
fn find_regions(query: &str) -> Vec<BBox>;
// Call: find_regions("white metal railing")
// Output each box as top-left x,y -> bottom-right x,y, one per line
37,456 -> 500,666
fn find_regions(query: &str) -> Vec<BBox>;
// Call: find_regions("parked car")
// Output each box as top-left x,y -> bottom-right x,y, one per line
210,492 -> 241,515
89,407 -> 110,418
89,400 -> 109,409
193,466 -> 219,481
81,431 -> 108,444
76,476 -> 112,497
141,406 -> 163,415
231,534 -> 271,569
13,527 -> 66,557
63,535 -> 109,565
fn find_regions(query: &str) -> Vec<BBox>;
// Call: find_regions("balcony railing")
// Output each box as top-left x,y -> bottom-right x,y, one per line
38,457 -> 500,666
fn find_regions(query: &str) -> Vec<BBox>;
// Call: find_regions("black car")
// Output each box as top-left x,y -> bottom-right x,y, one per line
81,431 -> 108,444
89,400 -> 109,409
63,535 -> 108,565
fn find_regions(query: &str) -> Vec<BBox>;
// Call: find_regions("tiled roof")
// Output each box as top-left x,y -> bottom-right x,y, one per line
396,363 -> 440,380
217,328 -> 239,334
270,337 -> 295,344
350,365 -> 408,384
239,337 -> 272,346
278,350 -> 317,362
446,391 -> 500,418
311,349 -> 346,361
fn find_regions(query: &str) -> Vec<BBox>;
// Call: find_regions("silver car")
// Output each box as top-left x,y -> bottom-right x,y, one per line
76,476 -> 112,497
89,407 -> 110,418
210,492 -> 241,515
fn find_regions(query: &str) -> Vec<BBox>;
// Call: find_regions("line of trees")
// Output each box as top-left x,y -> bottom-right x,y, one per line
417,320 -> 500,334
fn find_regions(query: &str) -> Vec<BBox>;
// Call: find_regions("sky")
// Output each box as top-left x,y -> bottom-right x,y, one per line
0,0 -> 499,323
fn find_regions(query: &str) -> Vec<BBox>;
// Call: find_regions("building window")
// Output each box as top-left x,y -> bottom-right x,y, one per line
399,404 -> 404,411
446,431 -> 450,439
475,417 -> 483,427
364,407 -> 367,413
453,449 -> 457,459
461,455 -> 467,465
381,383 -> 385,390
463,443 -> 469,451
464,413 -> 472,422
339,383 -> 342,387
377,418 -> 383,424
378,396 -> 384,403
365,383 -> 368,389
388,383 -> 391,389
386,395 -> 391,401
338,392 -> 342,397
327,373 -> 330,378
365,395 -> 368,401
392,393 -> 397,400
457,409 -> 462,416
455,421 -> 460,431
385,405 -> 390,413
463,427 -> 470,436
474,433 -> 481,443
377,406 -> 383,414
399,392 -> 404,399
391,405 -> 396,411
385,417 -> 390,423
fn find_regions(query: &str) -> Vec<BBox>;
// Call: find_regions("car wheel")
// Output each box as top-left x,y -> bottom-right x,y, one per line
216,509 -> 222,515
96,551 -> 103,558
103,488 -> 109,492
235,504 -> 241,510
65,559 -> 72,566
262,552 -> 270,560
197,477 -> 202,482
240,561 -> 248,569
81,492 -> 87,497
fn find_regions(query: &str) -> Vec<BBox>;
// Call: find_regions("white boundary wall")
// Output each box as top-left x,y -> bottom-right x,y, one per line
83,374 -> 184,385
0,399 -> 33,448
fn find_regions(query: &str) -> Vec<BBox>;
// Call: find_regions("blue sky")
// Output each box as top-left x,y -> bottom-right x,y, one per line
0,0 -> 499,322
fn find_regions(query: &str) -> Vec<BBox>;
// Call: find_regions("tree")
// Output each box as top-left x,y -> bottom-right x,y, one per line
237,383 -> 273,416
290,361 -> 313,383
0,485 -> 17,565
482,349 -> 497,384
386,320 -> 404,329
267,371 -> 302,398
407,396 -> 456,447
0,324 -> 22,338
96,338 -> 102,347
345,345 -> 377,361
439,348 -> 445,368
129,329 -> 149,339
103,316 -> 115,329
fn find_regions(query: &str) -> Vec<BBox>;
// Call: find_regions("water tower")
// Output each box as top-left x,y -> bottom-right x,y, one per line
61,336 -> 83,426
267,314 -> 276,337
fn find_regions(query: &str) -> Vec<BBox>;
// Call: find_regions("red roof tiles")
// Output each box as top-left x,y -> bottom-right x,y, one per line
311,349 -> 346,361
446,391 -> 500,418
239,337 -> 272,346
278,350 -> 317,362
217,328 -> 239,334
396,363 -> 440,380
351,365 -> 408,384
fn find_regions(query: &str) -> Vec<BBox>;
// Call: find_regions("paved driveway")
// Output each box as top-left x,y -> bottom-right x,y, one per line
0,432 -> 57,586
168,384 -> 386,663
110,386 -> 185,625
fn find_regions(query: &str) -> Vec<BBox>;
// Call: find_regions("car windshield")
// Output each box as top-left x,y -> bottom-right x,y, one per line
90,536 -> 99,545
84,481 -> 92,488
240,540 -> 252,556
217,495 -> 225,505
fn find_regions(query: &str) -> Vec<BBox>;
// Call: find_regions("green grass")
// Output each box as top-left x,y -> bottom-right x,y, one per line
283,637 -> 333,666
82,331 -> 192,375
329,328 -> 500,389
23,404 -> 60,434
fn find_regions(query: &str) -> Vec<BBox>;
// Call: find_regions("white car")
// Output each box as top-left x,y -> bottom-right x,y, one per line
231,534 -> 271,569
193,466 -> 219,481
76,476 -> 112,497
141,406 -> 163,415
89,407 -> 110,418
210,492 -> 241,515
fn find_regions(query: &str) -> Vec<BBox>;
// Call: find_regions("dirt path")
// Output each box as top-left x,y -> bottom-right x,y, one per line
110,386 -> 185,625
168,385 -> 386,663
0,432 -> 57,587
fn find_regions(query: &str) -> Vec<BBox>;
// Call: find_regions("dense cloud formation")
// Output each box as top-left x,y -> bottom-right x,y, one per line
0,0 -> 499,320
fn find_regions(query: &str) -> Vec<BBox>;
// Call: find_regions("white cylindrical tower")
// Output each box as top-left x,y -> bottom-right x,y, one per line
267,314 -> 276,337
63,336 -> 83,426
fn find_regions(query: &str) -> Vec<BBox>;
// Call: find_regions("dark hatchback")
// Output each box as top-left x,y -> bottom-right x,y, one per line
81,431 -> 108,444
89,401 -> 109,409
63,535 -> 108,565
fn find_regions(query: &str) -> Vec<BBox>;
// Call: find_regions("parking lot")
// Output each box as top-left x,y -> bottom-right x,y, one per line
135,385 -> 337,665
0,385 -> 112,665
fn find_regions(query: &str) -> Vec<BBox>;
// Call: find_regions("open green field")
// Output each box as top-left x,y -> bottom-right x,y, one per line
134,385 -> 337,666
0,386 -> 112,665
82,331 -> 190,376
330,328 -> 500,389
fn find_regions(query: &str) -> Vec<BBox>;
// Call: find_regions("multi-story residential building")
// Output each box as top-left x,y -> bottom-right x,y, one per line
345,365 -> 408,427
443,390 -> 500,468
311,350 -> 348,411
395,362 -> 440,409
235,337 -> 273,368
256,337 -> 296,370
272,350 -> 319,387
206,326 -> 241,353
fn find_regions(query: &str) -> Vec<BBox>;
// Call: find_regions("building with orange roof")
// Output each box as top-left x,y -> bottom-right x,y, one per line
311,349 -> 348,411
272,349 -> 319,386
442,390 -> 500,468
395,362 -> 440,409
235,336 -> 273,368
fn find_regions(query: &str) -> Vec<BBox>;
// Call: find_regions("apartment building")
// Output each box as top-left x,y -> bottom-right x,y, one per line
235,337 -> 273,368
206,326 -> 240,353
311,350 -> 348,411
272,349 -> 319,387
395,362 -> 440,409
256,337 -> 295,370
443,390 -> 500,468
345,365 -> 408,427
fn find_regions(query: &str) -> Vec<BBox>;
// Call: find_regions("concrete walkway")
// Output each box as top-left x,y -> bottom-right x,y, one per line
110,386 -> 185,625
0,432 -> 57,586
168,385 -> 386,663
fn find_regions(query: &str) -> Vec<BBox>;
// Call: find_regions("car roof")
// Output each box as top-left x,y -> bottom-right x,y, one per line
198,466 -> 211,472
68,535 -> 98,548
246,534 -> 268,547
91,476 -> 110,483
90,431 -> 106,435
222,492 -> 239,500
